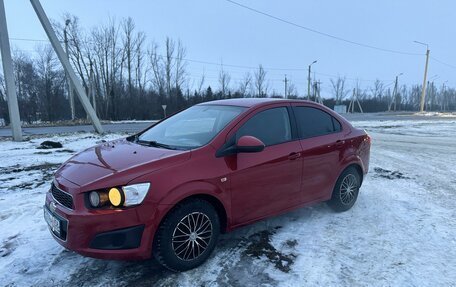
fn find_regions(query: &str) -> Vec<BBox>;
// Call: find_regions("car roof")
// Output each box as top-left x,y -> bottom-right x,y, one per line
198,98 -> 315,108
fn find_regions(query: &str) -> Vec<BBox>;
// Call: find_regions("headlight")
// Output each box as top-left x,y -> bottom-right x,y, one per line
122,183 -> 150,206
89,191 -> 108,207
88,183 -> 150,208
108,187 -> 124,207
89,191 -> 100,207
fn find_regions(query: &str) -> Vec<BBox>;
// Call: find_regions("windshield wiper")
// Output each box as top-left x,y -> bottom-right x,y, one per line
137,139 -> 177,150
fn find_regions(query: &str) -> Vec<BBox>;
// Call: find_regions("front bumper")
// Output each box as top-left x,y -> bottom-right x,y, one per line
44,183 -> 159,261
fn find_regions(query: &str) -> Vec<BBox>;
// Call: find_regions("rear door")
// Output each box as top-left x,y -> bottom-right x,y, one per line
229,105 -> 303,226
291,105 -> 344,202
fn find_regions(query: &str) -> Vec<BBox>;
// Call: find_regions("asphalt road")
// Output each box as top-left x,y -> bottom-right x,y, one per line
0,112 -> 454,137
0,122 -> 155,137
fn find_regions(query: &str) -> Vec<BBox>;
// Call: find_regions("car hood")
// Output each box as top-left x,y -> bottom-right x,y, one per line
55,138 -> 190,190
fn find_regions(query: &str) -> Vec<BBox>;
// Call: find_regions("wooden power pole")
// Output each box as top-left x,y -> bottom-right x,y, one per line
30,0 -> 103,133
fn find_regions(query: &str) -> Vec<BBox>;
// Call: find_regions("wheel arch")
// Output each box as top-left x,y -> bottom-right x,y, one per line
340,153 -> 366,185
158,189 -> 229,234
340,162 -> 364,185
174,193 -> 228,234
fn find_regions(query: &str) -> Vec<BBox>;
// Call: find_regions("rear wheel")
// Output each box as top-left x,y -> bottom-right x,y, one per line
153,199 -> 220,271
327,167 -> 361,212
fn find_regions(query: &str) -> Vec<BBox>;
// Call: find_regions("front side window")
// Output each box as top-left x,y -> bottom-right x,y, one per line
138,105 -> 246,150
236,107 -> 292,146
293,106 -> 341,139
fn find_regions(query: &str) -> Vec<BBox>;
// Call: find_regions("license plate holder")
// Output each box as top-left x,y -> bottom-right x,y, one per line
44,206 -> 63,237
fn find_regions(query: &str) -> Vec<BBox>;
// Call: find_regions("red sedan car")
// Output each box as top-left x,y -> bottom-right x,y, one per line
44,98 -> 370,271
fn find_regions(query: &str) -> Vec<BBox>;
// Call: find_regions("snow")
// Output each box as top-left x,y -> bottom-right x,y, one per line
0,119 -> 455,286
413,111 -> 456,118
109,120 -> 158,124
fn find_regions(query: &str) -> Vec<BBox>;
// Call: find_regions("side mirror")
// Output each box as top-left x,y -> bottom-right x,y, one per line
215,135 -> 265,157
236,135 -> 265,153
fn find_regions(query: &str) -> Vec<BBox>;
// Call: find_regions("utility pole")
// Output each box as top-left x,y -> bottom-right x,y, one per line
283,74 -> 288,99
315,80 -> 323,104
442,81 -> 448,111
307,60 -> 317,100
64,19 -> 75,120
389,73 -> 403,111
89,61 -> 96,115
394,75 -> 398,111
0,0 -> 22,141
414,41 -> 430,112
30,0 -> 103,133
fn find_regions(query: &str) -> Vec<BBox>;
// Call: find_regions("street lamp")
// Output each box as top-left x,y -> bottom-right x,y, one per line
414,41 -> 430,112
307,60 -> 317,100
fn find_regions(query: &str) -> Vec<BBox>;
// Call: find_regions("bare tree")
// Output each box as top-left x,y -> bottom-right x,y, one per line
134,31 -> 147,95
254,65 -> 267,97
330,76 -> 349,104
218,67 -> 231,97
35,45 -> 64,121
370,79 -> 384,99
91,17 -> 123,119
238,72 -> 252,96
164,37 -> 175,97
148,42 -> 165,93
121,17 -> 136,97
196,72 -> 205,95
174,40 -> 187,92
287,82 -> 298,98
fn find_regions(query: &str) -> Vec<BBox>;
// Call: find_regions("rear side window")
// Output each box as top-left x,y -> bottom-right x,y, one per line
293,106 -> 341,139
333,117 -> 342,132
236,107 -> 292,146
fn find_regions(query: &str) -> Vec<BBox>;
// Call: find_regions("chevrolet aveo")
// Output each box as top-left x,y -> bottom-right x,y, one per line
44,98 -> 370,271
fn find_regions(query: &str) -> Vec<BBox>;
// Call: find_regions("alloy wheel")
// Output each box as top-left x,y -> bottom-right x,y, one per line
339,174 -> 358,205
172,212 -> 213,261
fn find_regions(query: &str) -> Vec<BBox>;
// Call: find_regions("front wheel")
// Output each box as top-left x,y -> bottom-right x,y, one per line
327,167 -> 361,212
153,199 -> 220,271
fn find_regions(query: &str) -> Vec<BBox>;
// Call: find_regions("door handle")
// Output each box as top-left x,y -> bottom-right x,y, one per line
336,140 -> 345,147
288,152 -> 301,160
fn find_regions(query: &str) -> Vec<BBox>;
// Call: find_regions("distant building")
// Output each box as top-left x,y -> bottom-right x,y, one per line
334,105 -> 347,114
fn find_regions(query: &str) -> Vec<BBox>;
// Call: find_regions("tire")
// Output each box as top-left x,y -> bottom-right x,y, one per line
327,166 -> 361,212
153,199 -> 220,271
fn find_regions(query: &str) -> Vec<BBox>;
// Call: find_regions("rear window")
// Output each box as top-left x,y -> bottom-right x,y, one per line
293,106 -> 342,139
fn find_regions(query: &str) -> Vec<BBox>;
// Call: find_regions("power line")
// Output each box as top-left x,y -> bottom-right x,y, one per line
9,37 -> 49,42
430,56 -> 456,69
225,0 -> 423,56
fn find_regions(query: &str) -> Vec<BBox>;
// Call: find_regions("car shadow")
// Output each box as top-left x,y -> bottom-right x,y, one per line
60,203 -> 331,286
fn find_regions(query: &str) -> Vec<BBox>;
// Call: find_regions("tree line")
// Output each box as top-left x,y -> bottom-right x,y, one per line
1,15 -> 455,125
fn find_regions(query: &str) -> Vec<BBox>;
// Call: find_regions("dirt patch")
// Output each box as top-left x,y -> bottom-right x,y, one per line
1,163 -> 60,175
37,141 -> 63,149
34,151 -> 53,155
244,229 -> 296,273
374,167 -> 411,180
1,163 -> 58,190
55,149 -> 75,153
0,234 -> 19,257
286,239 -> 298,248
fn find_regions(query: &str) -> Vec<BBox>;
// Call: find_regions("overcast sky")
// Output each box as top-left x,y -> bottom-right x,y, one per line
3,0 -> 456,96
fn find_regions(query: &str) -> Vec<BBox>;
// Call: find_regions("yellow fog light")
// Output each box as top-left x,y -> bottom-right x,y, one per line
108,187 -> 124,207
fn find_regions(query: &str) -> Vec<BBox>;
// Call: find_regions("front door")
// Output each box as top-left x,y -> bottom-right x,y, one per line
229,106 -> 303,226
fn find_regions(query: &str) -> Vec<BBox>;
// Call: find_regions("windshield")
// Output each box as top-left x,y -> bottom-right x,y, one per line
137,105 -> 246,150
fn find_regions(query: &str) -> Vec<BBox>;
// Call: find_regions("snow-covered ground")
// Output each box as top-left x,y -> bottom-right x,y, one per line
0,119 -> 455,286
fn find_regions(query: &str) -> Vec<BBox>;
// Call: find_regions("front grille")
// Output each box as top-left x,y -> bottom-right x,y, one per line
51,183 -> 74,209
